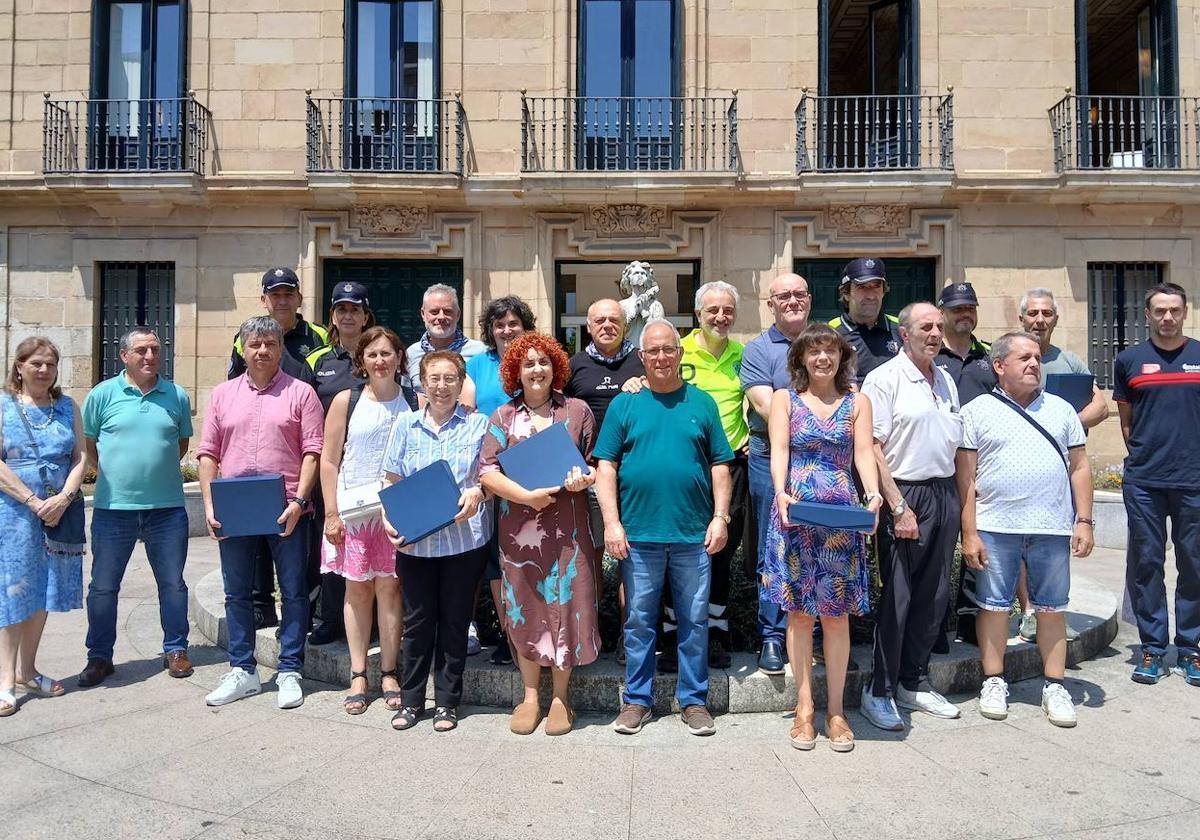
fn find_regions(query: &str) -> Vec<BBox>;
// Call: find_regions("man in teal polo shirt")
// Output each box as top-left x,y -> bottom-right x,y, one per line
596,319 -> 733,736
78,328 -> 193,687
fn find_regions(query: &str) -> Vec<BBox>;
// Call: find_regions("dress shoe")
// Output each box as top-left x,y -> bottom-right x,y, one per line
77,658 -> 114,687
163,651 -> 194,678
307,623 -> 344,646
758,640 -> 785,675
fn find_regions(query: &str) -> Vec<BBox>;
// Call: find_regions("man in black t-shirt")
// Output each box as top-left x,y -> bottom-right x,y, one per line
1113,282 -> 1200,687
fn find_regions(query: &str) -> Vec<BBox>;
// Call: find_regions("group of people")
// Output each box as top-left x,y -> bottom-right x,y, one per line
1,261 -> 1196,750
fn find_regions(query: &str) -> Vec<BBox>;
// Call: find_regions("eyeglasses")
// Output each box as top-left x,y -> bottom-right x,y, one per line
770,291 -> 811,302
641,346 -> 681,358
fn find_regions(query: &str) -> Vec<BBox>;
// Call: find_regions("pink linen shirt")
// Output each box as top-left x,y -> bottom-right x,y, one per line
196,369 -> 325,498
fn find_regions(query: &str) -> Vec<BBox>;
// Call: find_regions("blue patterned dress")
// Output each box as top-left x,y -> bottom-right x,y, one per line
0,394 -> 84,628
763,391 -> 870,617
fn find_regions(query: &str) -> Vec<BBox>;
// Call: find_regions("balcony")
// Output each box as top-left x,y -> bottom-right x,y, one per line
795,92 -> 954,173
305,95 -> 464,175
1050,94 -> 1200,172
42,94 -> 210,175
520,94 -> 738,173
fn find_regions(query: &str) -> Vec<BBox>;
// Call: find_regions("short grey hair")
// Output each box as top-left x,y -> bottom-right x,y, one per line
422,284 -> 460,311
694,280 -> 740,311
897,301 -> 937,331
1019,288 -> 1057,315
989,331 -> 1040,366
118,326 -> 158,353
238,315 -> 283,347
638,318 -> 680,351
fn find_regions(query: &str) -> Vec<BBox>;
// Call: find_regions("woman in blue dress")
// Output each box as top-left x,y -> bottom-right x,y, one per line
764,324 -> 882,752
0,337 -> 87,717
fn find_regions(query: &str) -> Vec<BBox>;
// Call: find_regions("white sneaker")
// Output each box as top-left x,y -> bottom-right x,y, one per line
205,669 -> 261,706
859,686 -> 904,731
978,676 -> 1009,720
1041,682 -> 1077,728
896,685 -> 961,719
466,621 -> 482,656
276,671 -> 304,709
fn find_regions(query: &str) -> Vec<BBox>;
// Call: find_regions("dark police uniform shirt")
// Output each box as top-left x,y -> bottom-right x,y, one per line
228,316 -> 327,386
936,336 -> 995,405
564,350 -> 645,432
1113,337 -> 1200,490
829,313 -> 902,385
306,344 -> 360,413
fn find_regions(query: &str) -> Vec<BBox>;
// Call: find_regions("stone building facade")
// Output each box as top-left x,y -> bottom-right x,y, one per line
2,0 -> 1199,466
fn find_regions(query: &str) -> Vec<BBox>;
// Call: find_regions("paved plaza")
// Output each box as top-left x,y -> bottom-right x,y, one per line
1,538 -> 1197,840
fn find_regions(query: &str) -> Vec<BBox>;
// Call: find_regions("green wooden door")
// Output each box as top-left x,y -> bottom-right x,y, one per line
793,257 -> 937,324
322,259 -> 465,346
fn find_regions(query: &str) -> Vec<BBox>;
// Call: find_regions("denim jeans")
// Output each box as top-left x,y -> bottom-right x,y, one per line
219,522 -> 310,673
621,541 -> 711,708
86,507 -> 190,662
748,437 -> 787,645
975,532 -> 1071,613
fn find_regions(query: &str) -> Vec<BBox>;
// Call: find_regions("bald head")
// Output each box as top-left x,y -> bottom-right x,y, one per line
586,298 -> 627,356
766,272 -> 811,339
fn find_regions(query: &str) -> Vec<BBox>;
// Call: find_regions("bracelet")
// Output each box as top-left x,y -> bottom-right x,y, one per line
1075,517 -> 1095,527
23,491 -> 37,505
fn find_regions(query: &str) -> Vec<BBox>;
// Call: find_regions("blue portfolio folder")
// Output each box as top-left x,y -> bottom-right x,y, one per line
1045,373 -> 1094,412
211,474 -> 286,538
378,459 -> 461,546
496,421 -> 589,492
787,500 -> 876,534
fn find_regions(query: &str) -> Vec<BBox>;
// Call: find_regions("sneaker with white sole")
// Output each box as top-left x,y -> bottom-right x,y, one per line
977,676 -> 1009,720
466,621 -> 482,656
1041,682 -> 1076,727
276,671 -> 304,709
859,687 -> 904,731
205,669 -> 261,706
896,685 -> 961,719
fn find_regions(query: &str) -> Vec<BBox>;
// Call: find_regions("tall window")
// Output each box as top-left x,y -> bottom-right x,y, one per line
98,262 -> 176,382
346,0 -> 440,171
578,0 -> 679,170
1088,261 -> 1163,388
91,1 -> 187,170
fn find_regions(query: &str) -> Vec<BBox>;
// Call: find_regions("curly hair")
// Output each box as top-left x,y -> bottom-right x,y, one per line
478,295 -> 537,351
499,332 -> 570,395
787,323 -> 856,395
351,326 -> 406,379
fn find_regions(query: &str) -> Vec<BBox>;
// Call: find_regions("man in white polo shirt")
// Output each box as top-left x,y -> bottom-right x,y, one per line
860,301 -> 964,730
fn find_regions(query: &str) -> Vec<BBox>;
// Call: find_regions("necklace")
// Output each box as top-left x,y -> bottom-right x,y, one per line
18,395 -> 54,430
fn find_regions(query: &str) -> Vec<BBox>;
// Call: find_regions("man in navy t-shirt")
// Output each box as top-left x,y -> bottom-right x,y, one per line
1113,282 -> 1200,687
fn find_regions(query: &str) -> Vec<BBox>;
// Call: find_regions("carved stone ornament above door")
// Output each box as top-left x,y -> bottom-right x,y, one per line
826,205 -> 911,236
587,204 -> 669,237
352,204 -> 430,235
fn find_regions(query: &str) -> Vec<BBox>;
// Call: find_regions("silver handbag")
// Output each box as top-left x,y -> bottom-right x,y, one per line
336,479 -> 384,521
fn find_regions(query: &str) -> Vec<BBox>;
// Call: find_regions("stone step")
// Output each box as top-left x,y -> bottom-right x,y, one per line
189,567 -> 1118,715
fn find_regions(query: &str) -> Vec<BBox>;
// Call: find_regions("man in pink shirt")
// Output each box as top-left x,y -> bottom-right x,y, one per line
198,316 -> 324,709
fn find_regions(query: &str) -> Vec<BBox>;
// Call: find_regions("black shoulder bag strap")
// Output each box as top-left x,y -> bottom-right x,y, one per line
987,389 -> 1069,477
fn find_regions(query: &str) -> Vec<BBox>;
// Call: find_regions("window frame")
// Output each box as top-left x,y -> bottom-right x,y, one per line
344,0 -> 441,102
97,260 -> 177,384
1087,261 -> 1164,389
576,0 -> 682,101
90,0 -> 188,101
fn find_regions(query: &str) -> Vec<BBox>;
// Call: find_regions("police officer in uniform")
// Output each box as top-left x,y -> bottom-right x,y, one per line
828,258 -> 903,386
935,282 -> 995,406
228,267 -> 327,630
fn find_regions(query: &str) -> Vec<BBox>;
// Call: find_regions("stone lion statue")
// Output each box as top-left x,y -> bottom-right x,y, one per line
618,260 -> 665,347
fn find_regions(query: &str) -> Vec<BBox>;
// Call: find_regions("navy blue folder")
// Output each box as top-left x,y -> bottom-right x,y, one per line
378,459 -> 462,546
787,500 -> 876,534
496,421 -> 589,492
211,474 -> 286,538
1045,373 -> 1094,412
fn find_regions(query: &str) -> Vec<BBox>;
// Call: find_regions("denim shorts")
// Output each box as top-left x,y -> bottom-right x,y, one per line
975,531 -> 1071,613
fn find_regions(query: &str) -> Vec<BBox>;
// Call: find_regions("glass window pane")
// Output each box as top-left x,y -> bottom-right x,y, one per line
633,0 -> 672,98
401,1 -> 435,101
108,3 -> 143,136
357,1 -> 393,99
153,1 -> 181,98
583,0 -> 621,99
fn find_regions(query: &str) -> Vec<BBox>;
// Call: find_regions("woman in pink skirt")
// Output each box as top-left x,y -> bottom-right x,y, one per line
320,326 -> 412,714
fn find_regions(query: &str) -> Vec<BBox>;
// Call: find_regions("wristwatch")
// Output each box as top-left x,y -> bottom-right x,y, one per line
891,499 -> 907,517
712,512 -> 731,524
288,496 -> 308,509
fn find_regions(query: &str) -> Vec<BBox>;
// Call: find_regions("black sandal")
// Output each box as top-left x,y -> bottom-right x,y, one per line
432,705 -> 458,731
343,670 -> 369,716
391,705 -> 423,731
380,668 -> 403,711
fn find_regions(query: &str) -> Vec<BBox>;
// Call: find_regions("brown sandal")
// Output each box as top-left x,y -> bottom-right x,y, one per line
789,707 -> 817,750
545,697 -> 575,736
510,701 -> 542,735
826,713 -> 855,753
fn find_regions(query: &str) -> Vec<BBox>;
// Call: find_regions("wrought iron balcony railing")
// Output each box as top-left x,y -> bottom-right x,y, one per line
796,92 -> 954,173
305,95 -> 464,174
43,94 -> 210,174
521,94 -> 738,173
1049,93 -> 1200,172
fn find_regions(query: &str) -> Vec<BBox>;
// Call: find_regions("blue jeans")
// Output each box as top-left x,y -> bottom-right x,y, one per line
975,532 -> 1071,613
621,541 -> 710,708
219,524 -> 310,673
748,438 -> 787,645
86,507 -> 190,662
1124,483 -> 1200,658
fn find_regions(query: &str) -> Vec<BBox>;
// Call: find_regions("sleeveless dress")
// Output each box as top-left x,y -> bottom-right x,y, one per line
0,394 -> 84,628
322,393 -> 410,581
763,391 -> 870,617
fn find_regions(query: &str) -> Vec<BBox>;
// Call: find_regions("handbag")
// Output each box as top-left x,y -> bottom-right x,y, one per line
337,479 -> 384,522
8,395 -> 85,545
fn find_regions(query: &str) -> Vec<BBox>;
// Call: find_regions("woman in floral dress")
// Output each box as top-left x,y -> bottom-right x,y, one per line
764,324 -> 882,752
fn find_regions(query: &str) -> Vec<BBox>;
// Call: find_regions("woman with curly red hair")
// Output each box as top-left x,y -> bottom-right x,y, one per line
479,332 -> 601,736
